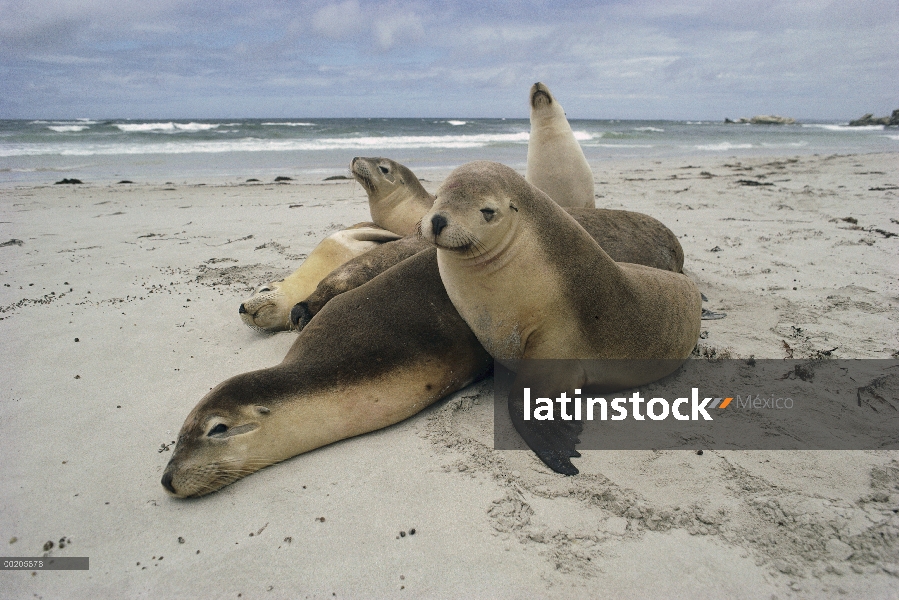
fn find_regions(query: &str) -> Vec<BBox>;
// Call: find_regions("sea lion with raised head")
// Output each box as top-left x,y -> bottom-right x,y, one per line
527,82 -> 595,208
351,156 -> 434,235
163,248 -> 492,498
239,223 -> 400,332
421,161 -> 702,474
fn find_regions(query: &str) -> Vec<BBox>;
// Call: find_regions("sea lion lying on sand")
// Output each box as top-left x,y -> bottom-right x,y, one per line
239,223 -> 399,332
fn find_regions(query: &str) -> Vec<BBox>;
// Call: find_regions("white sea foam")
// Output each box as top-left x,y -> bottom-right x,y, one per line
48,125 -> 89,133
633,127 -> 664,132
0,132 -> 532,157
115,122 -> 220,133
884,134 -> 899,141
572,131 -> 592,141
446,120 -> 467,126
589,143 -> 655,148
696,142 -> 754,151
802,124 -> 885,132
262,122 -> 315,126
760,142 -> 808,148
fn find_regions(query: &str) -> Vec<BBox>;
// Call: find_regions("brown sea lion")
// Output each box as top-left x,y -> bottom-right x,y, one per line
351,156 -> 434,236
421,161 -> 702,474
163,248 -> 491,498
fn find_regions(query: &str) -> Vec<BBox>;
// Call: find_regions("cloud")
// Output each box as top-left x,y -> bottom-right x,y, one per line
312,0 -> 365,40
0,0 -> 896,118
372,6 -> 425,50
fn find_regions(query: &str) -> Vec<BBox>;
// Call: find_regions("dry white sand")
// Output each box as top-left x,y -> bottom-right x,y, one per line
1,152 -> 897,598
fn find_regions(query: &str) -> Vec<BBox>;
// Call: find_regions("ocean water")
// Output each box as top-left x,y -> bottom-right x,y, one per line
1,118 -> 896,185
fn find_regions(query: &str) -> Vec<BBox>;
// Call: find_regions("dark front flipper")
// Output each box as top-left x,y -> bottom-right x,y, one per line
294,236 -> 431,330
509,393 -> 582,474
506,362 -> 586,475
290,301 -> 314,330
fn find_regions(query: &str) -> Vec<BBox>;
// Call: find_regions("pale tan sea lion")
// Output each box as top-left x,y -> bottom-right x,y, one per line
163,248 -> 492,498
526,82 -> 595,208
238,223 -> 400,332
351,156 -> 434,235
421,161 -> 702,474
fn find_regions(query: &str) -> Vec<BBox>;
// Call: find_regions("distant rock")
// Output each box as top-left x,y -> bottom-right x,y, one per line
849,110 -> 899,126
749,115 -> 795,125
274,176 -> 293,182
725,116 -> 795,125
323,175 -> 351,181
54,178 -> 83,184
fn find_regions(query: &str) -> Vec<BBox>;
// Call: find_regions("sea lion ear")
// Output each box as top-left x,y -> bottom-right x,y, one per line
254,406 -> 271,415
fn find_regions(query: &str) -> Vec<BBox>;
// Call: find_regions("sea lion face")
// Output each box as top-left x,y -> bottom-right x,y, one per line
351,157 -> 409,196
239,281 -> 291,331
420,163 -> 522,258
529,81 -> 566,122
161,388 -> 277,498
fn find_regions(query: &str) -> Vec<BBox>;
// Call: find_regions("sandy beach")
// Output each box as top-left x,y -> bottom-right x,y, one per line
1,151 -> 898,598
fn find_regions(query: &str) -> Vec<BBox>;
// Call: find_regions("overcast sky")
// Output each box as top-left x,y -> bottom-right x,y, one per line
1,0 -> 897,120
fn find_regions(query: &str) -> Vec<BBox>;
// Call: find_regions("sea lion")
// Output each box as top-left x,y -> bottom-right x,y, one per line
163,248 -> 492,498
353,156 -> 681,269
351,156 -> 434,235
290,206 -> 684,331
238,223 -> 400,332
421,161 -> 702,474
526,82 -> 595,208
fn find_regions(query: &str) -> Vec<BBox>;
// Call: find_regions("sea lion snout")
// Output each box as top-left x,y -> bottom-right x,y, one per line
238,303 -> 247,314
530,82 -> 552,108
430,214 -> 448,236
161,470 -> 177,495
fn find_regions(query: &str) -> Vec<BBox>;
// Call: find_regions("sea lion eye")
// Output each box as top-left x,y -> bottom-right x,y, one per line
379,165 -> 390,174
480,208 -> 496,222
208,424 -> 229,436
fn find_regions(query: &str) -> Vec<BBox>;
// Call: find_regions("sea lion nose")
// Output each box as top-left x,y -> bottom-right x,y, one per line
161,471 -> 176,494
238,304 -> 247,314
431,214 -> 448,236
